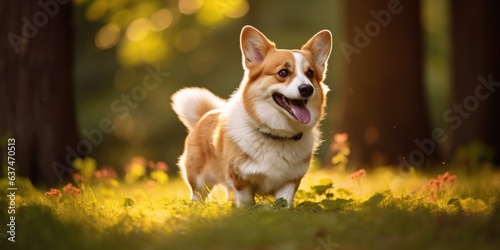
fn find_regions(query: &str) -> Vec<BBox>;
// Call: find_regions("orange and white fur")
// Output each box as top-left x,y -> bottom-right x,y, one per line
171,26 -> 332,207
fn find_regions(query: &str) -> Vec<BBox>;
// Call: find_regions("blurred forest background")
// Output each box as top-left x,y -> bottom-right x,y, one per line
1,0 -> 499,185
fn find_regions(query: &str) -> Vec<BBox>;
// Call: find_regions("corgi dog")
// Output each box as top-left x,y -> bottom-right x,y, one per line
171,25 -> 332,207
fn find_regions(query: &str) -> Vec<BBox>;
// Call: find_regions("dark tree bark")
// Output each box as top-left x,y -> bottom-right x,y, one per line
335,0 -> 432,168
449,1 -> 500,165
0,0 -> 79,185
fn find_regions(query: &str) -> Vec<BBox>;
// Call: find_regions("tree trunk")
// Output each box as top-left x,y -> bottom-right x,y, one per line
450,0 -> 500,165
0,0 -> 79,185
335,0 -> 432,169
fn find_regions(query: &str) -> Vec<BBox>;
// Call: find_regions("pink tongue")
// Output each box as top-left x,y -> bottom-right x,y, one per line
290,100 -> 310,124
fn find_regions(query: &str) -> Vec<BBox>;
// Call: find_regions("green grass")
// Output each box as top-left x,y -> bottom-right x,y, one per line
1,166 -> 500,250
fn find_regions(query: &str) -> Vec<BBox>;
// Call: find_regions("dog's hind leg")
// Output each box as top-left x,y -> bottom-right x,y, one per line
187,175 -> 215,202
179,153 -> 209,202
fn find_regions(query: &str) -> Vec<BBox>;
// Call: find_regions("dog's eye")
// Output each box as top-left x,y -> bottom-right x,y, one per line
278,69 -> 290,78
306,69 -> 315,78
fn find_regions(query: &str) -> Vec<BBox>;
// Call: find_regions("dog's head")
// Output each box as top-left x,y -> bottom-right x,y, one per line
239,25 -> 332,134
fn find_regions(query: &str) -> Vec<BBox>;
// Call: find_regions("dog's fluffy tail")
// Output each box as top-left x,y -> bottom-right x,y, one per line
171,87 -> 226,131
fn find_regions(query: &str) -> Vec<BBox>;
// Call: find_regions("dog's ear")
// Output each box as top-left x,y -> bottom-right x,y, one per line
302,30 -> 332,74
240,25 -> 275,70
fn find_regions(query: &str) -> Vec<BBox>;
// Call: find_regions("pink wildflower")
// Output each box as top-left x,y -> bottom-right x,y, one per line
423,172 -> 458,202
63,183 -> 81,199
148,161 -> 169,171
350,169 -> 367,181
94,167 -> 118,179
447,175 -> 457,184
334,133 -> 349,143
45,188 -> 62,201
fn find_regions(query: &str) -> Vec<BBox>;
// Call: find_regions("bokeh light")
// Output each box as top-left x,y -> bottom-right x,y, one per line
178,0 -> 203,15
196,0 -> 249,26
150,8 -> 174,31
126,18 -> 151,42
118,33 -> 167,66
225,0 -> 249,18
95,24 -> 121,49
81,0 -> 249,67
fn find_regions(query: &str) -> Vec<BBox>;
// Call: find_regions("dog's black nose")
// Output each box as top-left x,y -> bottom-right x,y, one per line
298,84 -> 314,97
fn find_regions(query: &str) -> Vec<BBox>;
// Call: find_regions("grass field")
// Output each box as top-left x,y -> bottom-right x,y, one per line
1,159 -> 499,250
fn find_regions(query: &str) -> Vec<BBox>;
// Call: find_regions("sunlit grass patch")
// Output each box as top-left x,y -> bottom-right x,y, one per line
1,158 -> 499,249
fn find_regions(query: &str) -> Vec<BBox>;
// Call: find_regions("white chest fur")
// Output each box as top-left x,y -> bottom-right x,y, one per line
224,95 -> 316,193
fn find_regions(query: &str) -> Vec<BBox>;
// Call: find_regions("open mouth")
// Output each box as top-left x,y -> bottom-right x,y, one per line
272,93 -> 311,124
